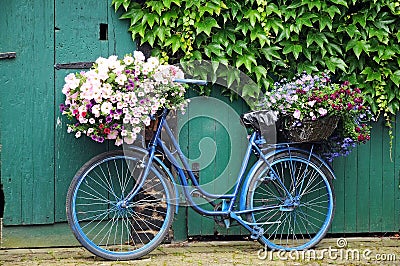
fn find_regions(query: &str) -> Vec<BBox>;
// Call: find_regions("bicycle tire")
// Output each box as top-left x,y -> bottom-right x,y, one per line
66,150 -> 175,260
245,150 -> 335,250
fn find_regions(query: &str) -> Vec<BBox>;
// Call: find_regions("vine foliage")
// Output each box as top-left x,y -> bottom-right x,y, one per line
112,0 -> 400,126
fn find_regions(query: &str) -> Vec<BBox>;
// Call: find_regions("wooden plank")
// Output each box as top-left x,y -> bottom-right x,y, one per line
344,149 -> 358,232
331,157 -> 345,233
381,120 -> 395,231
54,0 -> 110,222
356,137 -> 371,232
0,0 -> 55,225
107,5 -> 137,55
369,120 -> 383,232
395,115 -> 400,233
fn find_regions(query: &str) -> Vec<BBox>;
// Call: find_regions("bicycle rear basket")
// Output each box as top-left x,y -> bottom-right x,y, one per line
278,115 -> 339,143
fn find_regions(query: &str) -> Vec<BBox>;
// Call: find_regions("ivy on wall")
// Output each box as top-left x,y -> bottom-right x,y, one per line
112,0 -> 400,126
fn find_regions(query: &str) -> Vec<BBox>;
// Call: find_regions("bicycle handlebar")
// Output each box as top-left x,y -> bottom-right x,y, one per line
173,78 -> 208,85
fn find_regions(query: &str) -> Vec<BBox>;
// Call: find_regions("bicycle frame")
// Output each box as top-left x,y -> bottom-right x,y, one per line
122,108 -> 289,221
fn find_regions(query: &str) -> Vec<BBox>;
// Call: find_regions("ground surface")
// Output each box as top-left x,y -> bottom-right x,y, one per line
1,237 -> 399,265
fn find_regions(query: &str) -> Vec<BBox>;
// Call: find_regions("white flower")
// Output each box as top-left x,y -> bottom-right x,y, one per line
75,131 -> 82,138
133,51 -> 145,62
64,73 -> 80,89
123,55 -> 134,65
89,118 -> 95,124
308,100 -> 316,107
101,102 -> 113,114
124,135 -> 136,144
121,130 -> 128,136
115,74 -> 127,85
88,128 -> 94,134
67,127 -> 73,133
147,57 -> 159,67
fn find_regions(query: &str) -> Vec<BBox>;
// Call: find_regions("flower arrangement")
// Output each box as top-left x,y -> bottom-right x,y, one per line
59,51 -> 188,146
260,72 -> 373,160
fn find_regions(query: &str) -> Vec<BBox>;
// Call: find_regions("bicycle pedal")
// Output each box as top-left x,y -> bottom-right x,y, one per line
250,226 -> 264,240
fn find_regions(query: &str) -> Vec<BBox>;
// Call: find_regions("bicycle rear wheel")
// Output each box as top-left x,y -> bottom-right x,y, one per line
66,150 -> 174,260
245,151 -> 335,250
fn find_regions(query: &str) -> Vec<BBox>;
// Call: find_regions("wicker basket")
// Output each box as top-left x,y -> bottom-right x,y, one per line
278,115 -> 339,143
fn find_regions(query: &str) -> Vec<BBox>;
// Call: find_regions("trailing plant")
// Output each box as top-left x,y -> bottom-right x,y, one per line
112,0 -> 400,134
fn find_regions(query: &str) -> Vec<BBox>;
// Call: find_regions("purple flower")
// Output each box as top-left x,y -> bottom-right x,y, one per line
106,116 -> 113,123
59,104 -> 66,112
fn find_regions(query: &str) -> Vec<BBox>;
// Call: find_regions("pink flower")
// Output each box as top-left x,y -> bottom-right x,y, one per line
318,108 -> 328,116
293,110 -> 301,119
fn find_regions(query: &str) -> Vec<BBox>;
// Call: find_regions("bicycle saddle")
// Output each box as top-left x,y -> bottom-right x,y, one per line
240,110 -> 278,131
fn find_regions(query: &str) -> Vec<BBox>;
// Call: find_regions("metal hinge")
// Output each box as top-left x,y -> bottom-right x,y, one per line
0,52 -> 16,59
54,61 -> 94,70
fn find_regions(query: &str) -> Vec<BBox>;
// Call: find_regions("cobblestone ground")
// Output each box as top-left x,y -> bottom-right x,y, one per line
1,237 -> 399,265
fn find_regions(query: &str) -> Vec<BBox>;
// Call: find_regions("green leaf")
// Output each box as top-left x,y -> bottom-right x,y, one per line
324,6 -> 341,19
369,26 -> 389,42
195,17 -> 220,36
204,43 -> 223,57
390,70 -> 400,87
165,35 -> 181,53
296,13 -> 317,29
141,30 -> 156,46
352,13 -> 367,28
325,42 -> 343,56
253,65 -> 268,82
153,25 -> 168,42
325,57 -> 348,72
161,10 -> 178,26
265,18 -> 284,35
276,26 -> 290,42
282,43 -> 302,60
306,32 -> 328,50
191,50 -> 203,61
163,0 -> 172,8
250,25 -> 269,47
265,3 -> 282,17
232,40 -> 247,55
120,6 -> 144,25
235,22 -> 251,35
329,0 -> 348,7
236,53 -> 257,72
260,46 -> 282,61
142,13 -> 158,28
319,14 -> 332,31
145,1 -> 164,16
244,9 -> 261,27
129,23 -> 147,39
346,39 -> 370,59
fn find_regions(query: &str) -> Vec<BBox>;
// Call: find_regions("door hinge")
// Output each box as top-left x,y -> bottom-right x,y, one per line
54,62 -> 94,70
0,52 -> 16,59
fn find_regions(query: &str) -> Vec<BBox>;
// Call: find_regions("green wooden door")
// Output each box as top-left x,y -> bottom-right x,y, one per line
178,88 -> 251,236
0,0 -> 134,226
0,0 -> 55,225
54,0 -> 135,223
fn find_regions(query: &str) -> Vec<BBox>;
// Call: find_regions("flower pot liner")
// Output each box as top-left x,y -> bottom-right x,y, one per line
277,115 -> 339,143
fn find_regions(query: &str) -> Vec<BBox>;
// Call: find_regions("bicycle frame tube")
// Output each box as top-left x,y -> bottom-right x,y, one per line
159,120 -> 258,216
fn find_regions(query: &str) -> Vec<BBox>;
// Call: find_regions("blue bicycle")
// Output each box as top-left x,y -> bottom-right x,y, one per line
66,79 -> 336,260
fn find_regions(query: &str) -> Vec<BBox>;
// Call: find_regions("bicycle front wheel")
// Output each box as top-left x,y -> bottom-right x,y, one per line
245,151 -> 335,250
66,150 -> 175,260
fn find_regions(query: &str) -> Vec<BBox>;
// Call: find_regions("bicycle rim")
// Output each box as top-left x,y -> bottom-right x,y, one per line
246,152 -> 335,250
66,151 -> 174,260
